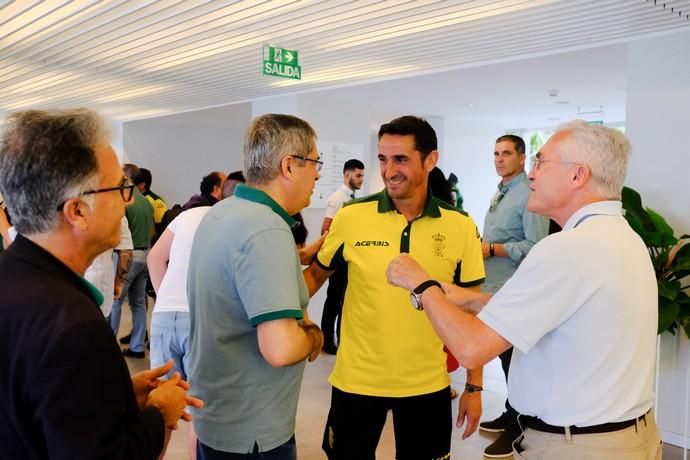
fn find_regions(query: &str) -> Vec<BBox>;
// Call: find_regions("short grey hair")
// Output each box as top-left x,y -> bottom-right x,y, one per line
0,108 -> 111,235
243,114 -> 317,184
554,120 -> 630,199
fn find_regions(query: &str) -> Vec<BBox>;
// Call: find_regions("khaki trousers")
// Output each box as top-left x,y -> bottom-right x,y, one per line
513,410 -> 662,460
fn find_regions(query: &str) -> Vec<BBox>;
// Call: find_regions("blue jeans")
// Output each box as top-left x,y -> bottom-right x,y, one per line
150,311 -> 190,380
197,436 -> 296,460
109,251 -> 148,352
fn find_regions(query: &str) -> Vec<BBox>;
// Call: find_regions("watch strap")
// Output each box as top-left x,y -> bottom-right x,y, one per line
413,279 -> 442,295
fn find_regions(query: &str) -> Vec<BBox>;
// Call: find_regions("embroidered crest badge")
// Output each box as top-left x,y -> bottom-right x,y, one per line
432,232 -> 446,257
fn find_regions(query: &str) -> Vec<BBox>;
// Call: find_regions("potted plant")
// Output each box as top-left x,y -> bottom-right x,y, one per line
622,186 -> 690,339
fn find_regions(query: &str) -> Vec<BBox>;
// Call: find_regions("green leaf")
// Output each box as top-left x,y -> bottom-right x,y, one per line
659,279 -> 681,300
659,299 -> 680,334
622,186 -> 643,211
676,291 -> 690,304
621,186 -> 654,237
646,231 -> 678,248
625,214 -> 649,241
647,208 -> 675,237
667,257 -> 690,281
653,250 -> 670,271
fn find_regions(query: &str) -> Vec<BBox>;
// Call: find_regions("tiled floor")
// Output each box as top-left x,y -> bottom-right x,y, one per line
121,305 -> 689,459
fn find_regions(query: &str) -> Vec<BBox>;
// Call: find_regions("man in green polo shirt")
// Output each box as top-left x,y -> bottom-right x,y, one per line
304,116 -> 485,459
187,114 -> 323,459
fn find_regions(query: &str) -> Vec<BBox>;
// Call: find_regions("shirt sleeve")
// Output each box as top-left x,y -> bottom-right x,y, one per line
116,217 -> 133,250
234,226 -> 304,326
316,207 -> 347,271
503,204 -> 549,264
323,194 -> 344,219
455,216 -> 485,287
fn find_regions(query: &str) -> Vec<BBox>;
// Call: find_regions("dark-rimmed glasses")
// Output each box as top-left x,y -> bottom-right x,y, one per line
57,176 -> 135,210
290,154 -> 323,172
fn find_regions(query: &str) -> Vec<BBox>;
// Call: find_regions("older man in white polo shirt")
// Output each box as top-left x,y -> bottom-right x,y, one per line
386,120 -> 661,460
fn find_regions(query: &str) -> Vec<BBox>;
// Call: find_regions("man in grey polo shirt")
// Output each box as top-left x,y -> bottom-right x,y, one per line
187,114 -> 324,460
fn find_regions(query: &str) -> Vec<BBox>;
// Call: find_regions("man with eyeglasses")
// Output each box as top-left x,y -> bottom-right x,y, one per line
304,116 -> 485,460
386,121 -> 661,459
0,108 -> 202,459
478,134 -> 548,458
187,114 -> 324,460
110,163 -> 155,359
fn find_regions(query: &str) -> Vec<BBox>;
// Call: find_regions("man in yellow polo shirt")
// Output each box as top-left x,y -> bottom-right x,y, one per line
304,116 -> 485,459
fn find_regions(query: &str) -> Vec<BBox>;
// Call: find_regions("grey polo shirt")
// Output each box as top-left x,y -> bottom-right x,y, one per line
187,184 -> 309,453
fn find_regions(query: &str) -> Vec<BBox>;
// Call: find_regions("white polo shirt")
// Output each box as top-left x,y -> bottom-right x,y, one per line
478,201 -> 657,427
324,183 -> 355,219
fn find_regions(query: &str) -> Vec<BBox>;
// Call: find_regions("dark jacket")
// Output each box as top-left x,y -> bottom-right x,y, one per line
181,193 -> 218,211
0,235 -> 164,459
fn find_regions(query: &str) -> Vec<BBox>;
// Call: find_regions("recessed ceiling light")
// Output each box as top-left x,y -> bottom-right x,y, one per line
556,100 -> 570,105
547,117 -> 561,121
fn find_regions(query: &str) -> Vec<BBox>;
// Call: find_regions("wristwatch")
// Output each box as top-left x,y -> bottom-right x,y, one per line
410,280 -> 442,310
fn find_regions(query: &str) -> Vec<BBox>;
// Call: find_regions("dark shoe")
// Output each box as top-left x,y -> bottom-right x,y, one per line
322,344 -> 338,355
122,348 -> 145,359
479,412 -> 510,433
119,331 -> 148,345
484,430 -> 517,458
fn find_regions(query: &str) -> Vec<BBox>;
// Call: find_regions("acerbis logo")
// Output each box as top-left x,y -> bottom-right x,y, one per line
354,240 -> 390,247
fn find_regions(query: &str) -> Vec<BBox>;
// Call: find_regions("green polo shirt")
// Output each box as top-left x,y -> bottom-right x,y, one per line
126,189 -> 154,249
317,190 -> 484,397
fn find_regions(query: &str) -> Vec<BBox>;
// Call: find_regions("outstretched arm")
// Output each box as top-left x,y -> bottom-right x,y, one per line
386,254 -> 511,369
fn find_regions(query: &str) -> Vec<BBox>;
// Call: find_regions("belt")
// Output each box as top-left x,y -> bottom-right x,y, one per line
519,410 -> 649,435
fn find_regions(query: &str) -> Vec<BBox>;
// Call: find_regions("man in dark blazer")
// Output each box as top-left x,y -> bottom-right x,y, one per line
0,108 -> 202,459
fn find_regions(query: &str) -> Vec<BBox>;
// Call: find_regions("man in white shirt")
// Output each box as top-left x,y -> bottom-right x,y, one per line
85,217 -> 133,317
386,121 -> 661,460
320,159 -> 364,354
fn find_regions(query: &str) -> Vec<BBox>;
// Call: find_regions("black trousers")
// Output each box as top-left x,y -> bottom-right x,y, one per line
499,347 -> 521,436
322,386 -> 452,460
321,266 -> 347,347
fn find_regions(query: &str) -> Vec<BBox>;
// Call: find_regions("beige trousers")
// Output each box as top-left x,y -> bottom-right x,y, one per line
513,410 -> 662,460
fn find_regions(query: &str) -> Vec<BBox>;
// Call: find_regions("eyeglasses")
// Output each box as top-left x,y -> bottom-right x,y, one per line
57,176 -> 135,210
530,157 -> 582,171
290,154 -> 323,172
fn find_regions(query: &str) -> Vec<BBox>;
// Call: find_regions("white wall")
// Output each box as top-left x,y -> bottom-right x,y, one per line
443,116 -> 506,232
123,103 -> 252,205
625,30 -> 690,447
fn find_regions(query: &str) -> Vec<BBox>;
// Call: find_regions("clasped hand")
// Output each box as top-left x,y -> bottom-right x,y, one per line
132,360 -> 204,429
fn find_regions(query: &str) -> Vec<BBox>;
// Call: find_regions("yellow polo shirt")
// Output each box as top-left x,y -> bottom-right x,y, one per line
316,190 -> 484,397
144,192 -> 167,225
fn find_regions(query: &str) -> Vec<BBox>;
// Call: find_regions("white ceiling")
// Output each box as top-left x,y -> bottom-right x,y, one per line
1,0 -> 689,122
